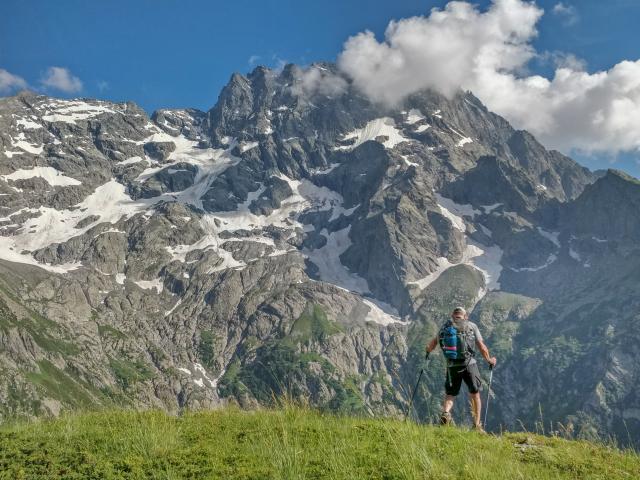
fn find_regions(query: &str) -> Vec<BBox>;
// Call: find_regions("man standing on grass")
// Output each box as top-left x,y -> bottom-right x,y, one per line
425,306 -> 497,431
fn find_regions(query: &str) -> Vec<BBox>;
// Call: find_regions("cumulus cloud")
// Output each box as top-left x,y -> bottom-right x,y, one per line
336,0 -> 640,154
552,2 -> 579,26
40,66 -> 83,93
291,65 -> 348,97
0,68 -> 28,94
338,0 -> 542,103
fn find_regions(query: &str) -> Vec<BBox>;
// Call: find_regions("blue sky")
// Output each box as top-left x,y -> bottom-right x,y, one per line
2,0 -> 639,176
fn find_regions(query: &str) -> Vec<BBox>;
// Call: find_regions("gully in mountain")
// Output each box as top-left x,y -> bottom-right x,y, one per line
425,307 -> 497,432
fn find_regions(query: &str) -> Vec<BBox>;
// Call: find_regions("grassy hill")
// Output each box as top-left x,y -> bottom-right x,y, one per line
0,407 -> 638,479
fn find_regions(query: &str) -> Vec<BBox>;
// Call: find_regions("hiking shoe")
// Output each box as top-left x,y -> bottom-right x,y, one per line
439,411 -> 453,426
472,424 -> 487,434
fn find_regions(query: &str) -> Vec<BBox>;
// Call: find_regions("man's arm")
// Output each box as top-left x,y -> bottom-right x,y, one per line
425,337 -> 438,354
476,339 -> 497,367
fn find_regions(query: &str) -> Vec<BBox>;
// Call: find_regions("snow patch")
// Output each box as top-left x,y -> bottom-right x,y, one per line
15,117 -> 42,130
1,167 -> 81,187
336,117 -> 411,151
409,240 -> 502,295
400,155 -> 419,167
192,362 -> 221,389
405,109 -> 425,124
8,132 -> 43,156
260,118 -> 273,135
481,203 -> 502,213
312,163 -> 340,175
93,228 -> 126,238
569,247 -> 581,261
467,239 -> 503,294
537,227 -> 561,248
41,100 -> 118,124
133,278 -> 164,293
408,257 -> 455,290
448,126 -> 473,147
363,298 -> 407,326
0,178 -> 170,273
435,194 -> 480,233
304,226 -> 369,294
510,254 -> 558,272
240,141 -> 259,153
135,133 -> 241,210
118,156 -> 147,166
164,298 -> 182,317
165,215 -> 246,272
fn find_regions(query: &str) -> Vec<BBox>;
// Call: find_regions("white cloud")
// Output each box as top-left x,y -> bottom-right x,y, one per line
290,65 -> 348,98
0,68 -> 28,94
552,2 -> 579,26
97,80 -> 109,92
336,0 -> 640,155
248,55 -> 261,67
40,66 -> 83,93
262,54 -> 290,72
338,0 -> 543,103
548,51 -> 586,71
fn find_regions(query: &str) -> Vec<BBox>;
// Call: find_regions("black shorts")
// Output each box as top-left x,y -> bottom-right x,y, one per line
445,361 -> 482,396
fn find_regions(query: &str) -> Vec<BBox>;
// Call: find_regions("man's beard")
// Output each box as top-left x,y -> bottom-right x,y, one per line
452,318 -> 468,329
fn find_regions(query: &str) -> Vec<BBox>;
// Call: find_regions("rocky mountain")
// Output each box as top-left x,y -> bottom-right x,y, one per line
0,63 -> 638,445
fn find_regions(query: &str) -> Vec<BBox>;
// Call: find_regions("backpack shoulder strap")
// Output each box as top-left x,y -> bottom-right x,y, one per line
461,322 -> 476,355
439,320 -> 452,333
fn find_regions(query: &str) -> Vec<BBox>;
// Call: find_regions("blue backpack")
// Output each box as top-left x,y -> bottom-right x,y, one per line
439,320 -> 473,362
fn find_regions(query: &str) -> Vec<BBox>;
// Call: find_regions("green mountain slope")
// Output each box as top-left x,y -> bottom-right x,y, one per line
1,407 -> 638,479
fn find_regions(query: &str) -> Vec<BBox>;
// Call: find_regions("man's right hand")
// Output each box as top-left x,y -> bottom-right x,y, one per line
425,350 -> 430,361
488,357 -> 497,368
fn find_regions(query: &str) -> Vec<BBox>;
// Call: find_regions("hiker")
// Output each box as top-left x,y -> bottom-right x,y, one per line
425,306 -> 496,431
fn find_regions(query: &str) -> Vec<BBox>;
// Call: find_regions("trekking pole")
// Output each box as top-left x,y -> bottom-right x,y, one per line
405,366 -> 425,422
483,364 -> 494,429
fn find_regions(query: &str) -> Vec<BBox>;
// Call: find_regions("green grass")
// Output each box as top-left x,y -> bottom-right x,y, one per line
25,360 -> 95,409
287,303 -> 344,344
98,324 -> 127,340
24,360 -> 121,412
0,407 -> 637,479
109,358 -> 155,391
197,331 -> 217,369
0,295 -> 80,356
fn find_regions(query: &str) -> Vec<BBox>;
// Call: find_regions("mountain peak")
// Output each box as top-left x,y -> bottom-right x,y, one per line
604,167 -> 640,185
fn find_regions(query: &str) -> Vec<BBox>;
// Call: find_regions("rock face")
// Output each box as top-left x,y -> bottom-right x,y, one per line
0,63 -> 638,445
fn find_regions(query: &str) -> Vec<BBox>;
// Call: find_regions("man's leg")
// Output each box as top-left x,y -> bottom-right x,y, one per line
469,392 -> 482,427
462,362 -> 484,429
440,395 -> 455,425
441,365 -> 462,425
442,395 -> 455,413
